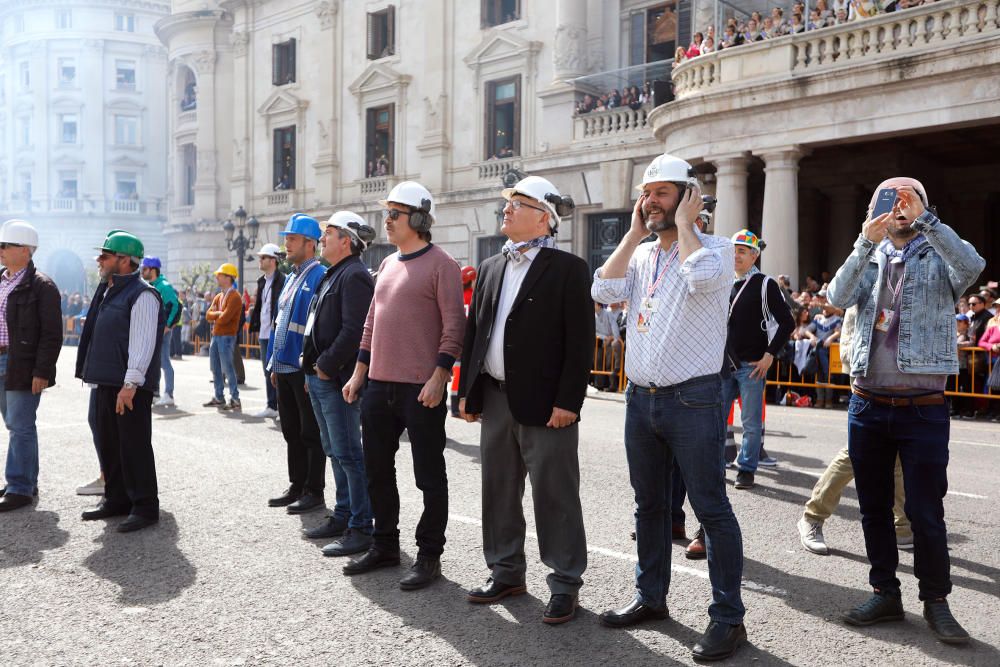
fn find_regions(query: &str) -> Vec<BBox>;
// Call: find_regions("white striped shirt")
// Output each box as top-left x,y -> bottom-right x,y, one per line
591,233 -> 733,387
124,290 -> 160,385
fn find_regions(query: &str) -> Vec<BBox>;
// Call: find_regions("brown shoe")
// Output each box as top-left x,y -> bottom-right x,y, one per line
672,523 -> 686,541
685,527 -> 706,560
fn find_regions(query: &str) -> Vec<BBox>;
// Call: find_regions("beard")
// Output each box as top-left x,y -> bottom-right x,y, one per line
887,218 -> 918,242
643,200 -> 677,233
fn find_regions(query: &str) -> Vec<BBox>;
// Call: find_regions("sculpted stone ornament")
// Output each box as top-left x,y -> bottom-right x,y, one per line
231,31 -> 249,58
192,50 -> 215,75
315,0 -> 338,30
553,23 -> 587,75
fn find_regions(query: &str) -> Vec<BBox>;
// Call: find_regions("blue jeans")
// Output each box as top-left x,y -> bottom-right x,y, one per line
306,374 -> 372,531
160,339 -> 174,396
847,393 -> 952,600
209,335 -> 239,401
0,354 -> 42,496
624,374 -> 745,624
721,363 -> 765,473
260,339 -> 276,410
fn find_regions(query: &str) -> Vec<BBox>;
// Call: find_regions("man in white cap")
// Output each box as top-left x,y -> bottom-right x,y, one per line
0,220 -> 62,512
592,154 -> 746,660
248,243 -> 285,419
458,176 -> 592,624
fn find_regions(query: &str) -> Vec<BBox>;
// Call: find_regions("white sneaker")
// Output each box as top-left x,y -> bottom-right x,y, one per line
76,478 -> 105,496
798,517 -> 829,555
154,394 -> 175,407
252,407 -> 279,419
896,534 -> 914,550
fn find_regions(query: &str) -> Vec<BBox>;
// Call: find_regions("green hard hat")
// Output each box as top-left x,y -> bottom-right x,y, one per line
95,230 -> 144,258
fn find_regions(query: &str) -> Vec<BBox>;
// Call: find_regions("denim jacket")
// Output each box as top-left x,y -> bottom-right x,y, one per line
827,211 -> 984,377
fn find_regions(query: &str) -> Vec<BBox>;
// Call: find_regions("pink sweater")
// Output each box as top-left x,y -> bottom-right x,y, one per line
978,324 -> 1000,350
360,244 -> 465,384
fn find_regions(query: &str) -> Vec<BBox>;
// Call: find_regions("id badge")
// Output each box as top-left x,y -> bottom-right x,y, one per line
640,297 -> 660,312
636,311 -> 651,333
875,308 -> 894,333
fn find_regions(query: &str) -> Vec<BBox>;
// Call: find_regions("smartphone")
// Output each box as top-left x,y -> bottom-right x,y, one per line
638,193 -> 648,222
871,188 -> 898,219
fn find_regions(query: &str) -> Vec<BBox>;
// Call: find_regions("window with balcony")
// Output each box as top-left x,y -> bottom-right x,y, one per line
58,58 -> 76,87
365,104 -> 394,177
115,115 -> 138,145
272,39 -> 296,86
180,68 -> 197,110
116,60 -> 136,90
182,144 -> 196,206
482,0 -> 520,27
629,3 -> 678,67
367,7 -> 396,59
115,172 -> 138,199
485,77 -> 520,160
17,116 -> 30,147
56,9 -> 72,29
19,62 -> 29,90
60,114 -> 78,144
273,126 -> 296,190
58,171 -> 78,198
115,13 -> 135,32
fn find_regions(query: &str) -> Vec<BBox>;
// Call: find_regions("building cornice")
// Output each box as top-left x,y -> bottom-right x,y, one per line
0,0 -> 170,20
154,10 -> 233,44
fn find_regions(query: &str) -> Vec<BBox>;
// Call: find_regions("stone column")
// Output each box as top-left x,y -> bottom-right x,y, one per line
711,152 -> 750,241
553,0 -> 588,81
760,147 -> 807,288
825,184 -> 863,273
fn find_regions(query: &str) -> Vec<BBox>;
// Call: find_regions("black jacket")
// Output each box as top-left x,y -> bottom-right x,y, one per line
248,270 -> 286,335
2,262 -> 62,391
725,273 -> 796,366
301,256 -> 374,387
458,248 -> 594,427
969,308 -> 993,347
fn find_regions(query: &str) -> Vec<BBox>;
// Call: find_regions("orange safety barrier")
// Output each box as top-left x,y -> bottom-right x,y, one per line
591,336 -> 626,390
193,321 -> 260,359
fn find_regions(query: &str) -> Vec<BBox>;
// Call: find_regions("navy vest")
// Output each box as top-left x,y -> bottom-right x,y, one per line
81,271 -> 164,391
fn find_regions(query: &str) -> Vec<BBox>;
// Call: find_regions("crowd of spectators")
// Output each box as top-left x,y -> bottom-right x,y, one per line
675,0 -> 942,66
575,82 -> 653,115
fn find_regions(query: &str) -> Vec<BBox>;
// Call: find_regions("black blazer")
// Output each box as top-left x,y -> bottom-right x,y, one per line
3,262 -> 62,391
459,247 -> 594,427
301,256 -> 375,387
248,270 -> 286,335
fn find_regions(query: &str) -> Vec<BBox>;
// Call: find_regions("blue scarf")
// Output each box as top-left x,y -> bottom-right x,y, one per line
734,264 -> 760,284
501,236 -> 556,264
878,234 -> 927,263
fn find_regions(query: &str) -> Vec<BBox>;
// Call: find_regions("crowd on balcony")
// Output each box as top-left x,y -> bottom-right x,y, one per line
574,83 -> 653,115
675,0 -> 942,65
180,82 -> 197,111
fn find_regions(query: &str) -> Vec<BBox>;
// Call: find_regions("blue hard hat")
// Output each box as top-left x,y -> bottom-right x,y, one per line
278,213 -> 322,241
141,256 -> 161,269
956,313 -> 969,322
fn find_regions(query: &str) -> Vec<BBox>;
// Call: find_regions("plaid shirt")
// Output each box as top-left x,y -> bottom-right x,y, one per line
0,267 -> 27,347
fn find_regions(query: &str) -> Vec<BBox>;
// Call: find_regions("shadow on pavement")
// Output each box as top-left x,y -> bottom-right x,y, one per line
742,557 -> 1000,666
83,510 -> 196,605
446,437 -> 480,464
832,548 -> 1000,600
0,509 -> 70,568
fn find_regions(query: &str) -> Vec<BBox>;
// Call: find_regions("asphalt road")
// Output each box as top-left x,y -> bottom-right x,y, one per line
1,350 -> 998,666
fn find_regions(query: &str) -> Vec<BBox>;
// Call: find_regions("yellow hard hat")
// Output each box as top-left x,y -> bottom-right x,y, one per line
214,262 -> 239,278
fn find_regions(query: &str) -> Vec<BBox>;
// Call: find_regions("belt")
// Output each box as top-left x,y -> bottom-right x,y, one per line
852,387 -> 945,407
486,375 -> 507,393
0,346 -> 7,354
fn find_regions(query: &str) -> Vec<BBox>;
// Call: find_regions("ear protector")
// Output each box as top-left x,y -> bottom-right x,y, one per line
408,197 -> 434,233
544,192 -> 576,219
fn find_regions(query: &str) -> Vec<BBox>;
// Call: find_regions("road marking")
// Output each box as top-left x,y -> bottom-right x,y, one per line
949,439 -> 1000,449
780,467 -> 986,499
451,513 -> 787,596
947,490 -> 988,499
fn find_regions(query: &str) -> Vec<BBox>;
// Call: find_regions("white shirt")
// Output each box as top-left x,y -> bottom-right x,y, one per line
591,233 -> 733,387
259,272 -> 275,341
484,247 -> 540,381
124,290 -> 160,385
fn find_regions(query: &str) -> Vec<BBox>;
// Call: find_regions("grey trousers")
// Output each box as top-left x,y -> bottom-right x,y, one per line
480,381 -> 587,595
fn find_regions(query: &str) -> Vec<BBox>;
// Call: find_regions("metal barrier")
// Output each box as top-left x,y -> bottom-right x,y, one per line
591,337 -> 626,390
193,322 -> 260,359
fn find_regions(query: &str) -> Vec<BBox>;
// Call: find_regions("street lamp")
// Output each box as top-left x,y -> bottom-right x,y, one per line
223,205 -> 259,296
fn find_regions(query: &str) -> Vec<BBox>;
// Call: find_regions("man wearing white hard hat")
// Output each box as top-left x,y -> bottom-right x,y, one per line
592,154 -> 747,660
342,181 -> 465,591
248,243 -> 285,418
458,176 -> 593,624
0,220 -> 62,512
301,212 -> 376,555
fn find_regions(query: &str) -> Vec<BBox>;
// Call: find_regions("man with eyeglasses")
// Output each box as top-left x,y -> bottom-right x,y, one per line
966,295 -> 991,346
76,231 -> 164,532
302,212 -> 376,556
342,181 -> 465,591
0,220 -> 62,512
458,176 -> 592,624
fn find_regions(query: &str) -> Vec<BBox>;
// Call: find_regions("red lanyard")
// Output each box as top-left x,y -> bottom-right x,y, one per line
647,246 -> 679,298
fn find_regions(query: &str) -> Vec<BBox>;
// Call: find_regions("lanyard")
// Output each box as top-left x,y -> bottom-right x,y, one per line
728,276 -> 754,318
647,246 -> 680,298
884,260 -> 904,302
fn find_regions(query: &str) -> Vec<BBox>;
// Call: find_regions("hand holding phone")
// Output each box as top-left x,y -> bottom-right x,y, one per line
871,188 -> 898,220
631,193 -> 649,236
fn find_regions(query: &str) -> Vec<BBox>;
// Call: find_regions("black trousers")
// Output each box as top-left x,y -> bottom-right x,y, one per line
93,385 -> 158,518
276,370 -> 325,496
361,380 -> 448,558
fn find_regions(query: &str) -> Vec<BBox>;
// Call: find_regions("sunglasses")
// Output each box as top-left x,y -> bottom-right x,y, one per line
0,243 -> 24,249
506,199 -> 547,213
384,209 -> 411,221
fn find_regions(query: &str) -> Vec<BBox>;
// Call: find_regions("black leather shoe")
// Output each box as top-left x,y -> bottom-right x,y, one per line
0,493 -> 33,512
599,595 -> 668,627
692,621 -> 746,661
0,486 -> 37,498
286,493 -> 325,515
843,591 -> 904,626
543,594 -> 578,624
399,556 -> 442,590
117,514 -> 159,533
923,600 -> 970,644
268,487 -> 301,507
303,515 -> 348,539
322,529 -> 373,557
342,547 -> 401,575
82,502 -> 130,521
734,471 -> 755,489
467,577 -> 527,603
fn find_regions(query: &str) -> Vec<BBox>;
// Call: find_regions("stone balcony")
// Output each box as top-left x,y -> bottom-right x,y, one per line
476,157 -> 522,182
572,105 -> 651,143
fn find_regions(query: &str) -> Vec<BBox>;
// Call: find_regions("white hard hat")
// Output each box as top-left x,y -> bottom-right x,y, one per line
257,243 -> 281,258
0,219 -> 39,247
380,181 -> 433,214
636,153 -> 698,191
502,176 -> 566,230
326,211 -> 376,250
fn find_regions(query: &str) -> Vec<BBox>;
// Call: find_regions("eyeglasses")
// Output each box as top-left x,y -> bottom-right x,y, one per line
506,199 -> 547,214
384,209 -> 411,221
0,243 -> 24,249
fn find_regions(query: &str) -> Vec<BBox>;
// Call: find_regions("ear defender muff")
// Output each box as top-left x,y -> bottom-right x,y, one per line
544,193 -> 576,218
408,197 -> 434,233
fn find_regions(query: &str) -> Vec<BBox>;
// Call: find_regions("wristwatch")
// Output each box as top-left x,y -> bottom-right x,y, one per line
123,381 -> 137,390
